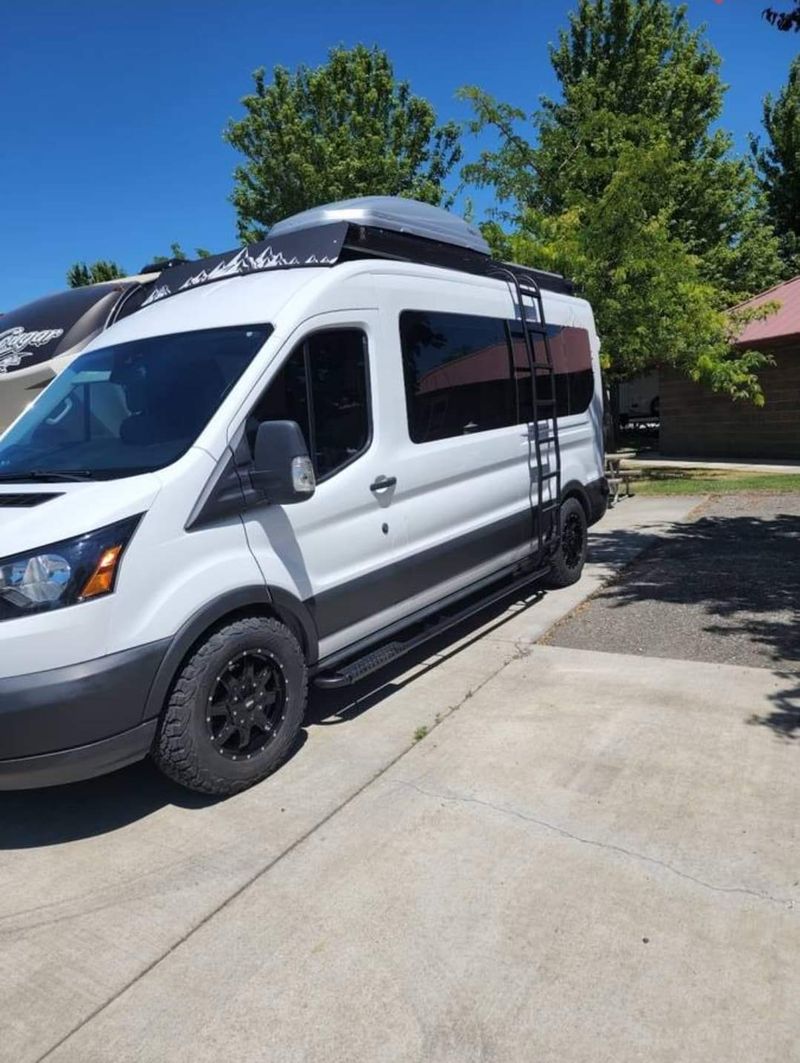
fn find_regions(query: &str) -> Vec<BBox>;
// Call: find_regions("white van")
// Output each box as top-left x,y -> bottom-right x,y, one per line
0,198 -> 606,795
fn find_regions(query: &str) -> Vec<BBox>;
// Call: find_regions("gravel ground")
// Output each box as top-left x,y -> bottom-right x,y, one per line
546,492 -> 800,670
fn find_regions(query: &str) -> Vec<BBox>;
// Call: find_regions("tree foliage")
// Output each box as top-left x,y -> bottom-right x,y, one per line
67,245 -> 214,286
147,242 -> 213,266
750,55 -> 800,272
224,44 -> 462,243
66,260 -> 126,288
461,0 -> 782,400
763,4 -> 800,32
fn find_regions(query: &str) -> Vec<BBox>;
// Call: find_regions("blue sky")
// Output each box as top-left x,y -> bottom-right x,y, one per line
1,0 -> 797,309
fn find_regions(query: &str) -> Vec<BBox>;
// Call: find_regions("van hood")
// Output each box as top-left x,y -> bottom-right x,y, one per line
0,476 -> 161,559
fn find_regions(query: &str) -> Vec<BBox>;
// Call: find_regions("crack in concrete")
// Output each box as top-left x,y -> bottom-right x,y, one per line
394,779 -> 796,912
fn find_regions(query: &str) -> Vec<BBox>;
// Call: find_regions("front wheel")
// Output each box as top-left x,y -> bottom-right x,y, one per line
152,615 -> 308,796
545,497 -> 588,588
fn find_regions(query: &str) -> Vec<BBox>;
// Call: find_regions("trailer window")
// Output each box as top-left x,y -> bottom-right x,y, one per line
250,328 -> 370,480
400,311 -> 515,444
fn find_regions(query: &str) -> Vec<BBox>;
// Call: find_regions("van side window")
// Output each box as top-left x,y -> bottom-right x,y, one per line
400,311 -> 515,444
250,328 -> 370,480
509,327 -> 569,421
510,324 -> 594,419
554,326 -> 594,414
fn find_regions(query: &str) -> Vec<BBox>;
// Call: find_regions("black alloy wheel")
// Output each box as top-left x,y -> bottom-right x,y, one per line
207,649 -> 286,760
561,509 -> 585,571
545,496 -> 588,588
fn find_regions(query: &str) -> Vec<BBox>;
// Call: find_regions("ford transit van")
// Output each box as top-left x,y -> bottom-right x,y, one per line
0,198 -> 606,795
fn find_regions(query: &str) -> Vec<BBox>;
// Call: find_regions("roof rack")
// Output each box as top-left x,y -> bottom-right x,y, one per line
142,199 -> 574,308
339,225 -> 574,296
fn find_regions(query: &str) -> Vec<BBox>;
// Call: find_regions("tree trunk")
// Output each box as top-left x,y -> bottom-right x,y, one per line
603,382 -> 621,452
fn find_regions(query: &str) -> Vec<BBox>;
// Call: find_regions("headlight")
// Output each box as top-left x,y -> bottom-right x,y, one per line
0,515 -> 141,619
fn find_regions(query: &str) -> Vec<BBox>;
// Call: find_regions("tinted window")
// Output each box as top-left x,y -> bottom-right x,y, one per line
510,327 -> 569,420
400,311 -> 515,443
251,329 -> 370,480
0,325 -> 270,479
510,324 -> 593,419
553,325 -> 594,413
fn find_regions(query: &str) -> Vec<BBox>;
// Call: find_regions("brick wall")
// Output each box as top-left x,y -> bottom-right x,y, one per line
659,342 -> 800,459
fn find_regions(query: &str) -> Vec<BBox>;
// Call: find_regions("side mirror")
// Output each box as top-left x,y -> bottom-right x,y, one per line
252,420 -> 315,504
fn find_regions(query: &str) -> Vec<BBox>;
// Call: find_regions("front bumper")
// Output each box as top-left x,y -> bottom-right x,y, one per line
0,720 -> 159,789
0,639 -> 169,789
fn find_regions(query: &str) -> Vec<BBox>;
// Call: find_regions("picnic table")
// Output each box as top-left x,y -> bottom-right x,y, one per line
605,452 -> 644,505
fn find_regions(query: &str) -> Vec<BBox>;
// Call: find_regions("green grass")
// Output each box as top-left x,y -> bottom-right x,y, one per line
633,470 -> 800,495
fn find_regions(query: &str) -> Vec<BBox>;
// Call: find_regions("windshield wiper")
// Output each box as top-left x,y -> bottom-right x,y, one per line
0,469 -> 96,483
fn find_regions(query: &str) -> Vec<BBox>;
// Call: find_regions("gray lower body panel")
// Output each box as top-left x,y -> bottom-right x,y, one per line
0,719 -> 158,790
0,640 -> 169,788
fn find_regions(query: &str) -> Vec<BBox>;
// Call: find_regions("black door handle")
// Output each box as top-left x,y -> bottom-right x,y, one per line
370,475 -> 397,491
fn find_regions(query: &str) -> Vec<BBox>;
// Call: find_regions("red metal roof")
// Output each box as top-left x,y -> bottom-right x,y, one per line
734,275 -> 800,347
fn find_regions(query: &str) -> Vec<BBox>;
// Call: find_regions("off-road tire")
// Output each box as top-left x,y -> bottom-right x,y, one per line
545,497 -> 588,588
152,616 -> 307,796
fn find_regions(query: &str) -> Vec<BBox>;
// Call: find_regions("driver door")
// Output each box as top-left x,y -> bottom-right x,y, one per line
239,312 -> 409,658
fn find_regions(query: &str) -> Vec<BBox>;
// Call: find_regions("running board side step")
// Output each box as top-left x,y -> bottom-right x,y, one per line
314,564 -> 550,689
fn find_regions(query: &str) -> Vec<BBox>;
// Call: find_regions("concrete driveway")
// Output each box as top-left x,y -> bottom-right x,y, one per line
2,494 -> 798,1063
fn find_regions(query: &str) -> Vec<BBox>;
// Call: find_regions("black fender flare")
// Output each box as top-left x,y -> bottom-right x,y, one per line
561,476 -> 608,527
560,479 -> 590,519
141,585 -> 319,722
268,585 -> 320,664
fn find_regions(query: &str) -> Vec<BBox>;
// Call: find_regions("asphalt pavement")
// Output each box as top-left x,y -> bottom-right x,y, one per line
547,492 -> 800,670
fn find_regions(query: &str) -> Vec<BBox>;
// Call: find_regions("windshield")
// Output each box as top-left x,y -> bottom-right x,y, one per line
0,325 -> 271,481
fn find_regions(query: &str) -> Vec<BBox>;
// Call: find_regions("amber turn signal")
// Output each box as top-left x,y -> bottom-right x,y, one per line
80,545 -> 123,600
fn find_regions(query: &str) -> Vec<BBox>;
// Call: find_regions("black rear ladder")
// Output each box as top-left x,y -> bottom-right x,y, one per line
491,266 -> 563,558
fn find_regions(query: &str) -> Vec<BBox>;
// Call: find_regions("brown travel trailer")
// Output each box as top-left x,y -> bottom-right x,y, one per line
0,273 -> 159,432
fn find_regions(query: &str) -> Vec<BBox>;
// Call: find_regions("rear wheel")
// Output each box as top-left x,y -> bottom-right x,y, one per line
152,615 -> 307,796
545,496 -> 588,588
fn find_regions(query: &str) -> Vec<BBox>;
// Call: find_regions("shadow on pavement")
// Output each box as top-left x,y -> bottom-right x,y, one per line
0,731 -> 316,850
750,673 -> 800,742
0,758 -> 216,850
582,520 -> 681,567
598,511 -> 800,660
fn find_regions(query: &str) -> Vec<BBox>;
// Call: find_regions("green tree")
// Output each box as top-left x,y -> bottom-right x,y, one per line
68,246 -> 214,286
148,243 -> 214,266
750,55 -> 800,272
66,260 -> 126,287
224,44 -> 462,243
461,0 -> 782,401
